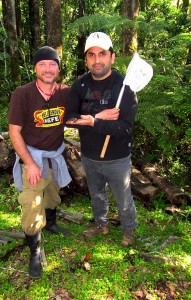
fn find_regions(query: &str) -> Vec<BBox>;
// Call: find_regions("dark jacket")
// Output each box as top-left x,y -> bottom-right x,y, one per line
66,69 -> 138,161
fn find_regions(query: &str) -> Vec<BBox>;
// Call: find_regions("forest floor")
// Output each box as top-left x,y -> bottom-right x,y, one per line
0,172 -> 191,300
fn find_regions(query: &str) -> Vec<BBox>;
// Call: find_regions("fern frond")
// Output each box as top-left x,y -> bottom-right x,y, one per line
67,12 -> 148,36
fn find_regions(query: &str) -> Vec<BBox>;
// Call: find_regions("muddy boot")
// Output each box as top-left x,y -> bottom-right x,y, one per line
25,232 -> 42,279
83,223 -> 109,239
121,229 -> 135,247
45,208 -> 70,235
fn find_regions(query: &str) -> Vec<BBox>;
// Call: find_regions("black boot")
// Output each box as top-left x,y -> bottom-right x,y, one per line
45,208 -> 70,235
25,232 -> 42,279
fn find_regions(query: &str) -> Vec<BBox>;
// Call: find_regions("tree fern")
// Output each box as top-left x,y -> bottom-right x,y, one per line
67,12 -> 147,36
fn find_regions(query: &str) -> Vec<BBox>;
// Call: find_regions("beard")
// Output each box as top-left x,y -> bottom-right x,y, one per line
89,64 -> 111,79
37,72 -> 59,84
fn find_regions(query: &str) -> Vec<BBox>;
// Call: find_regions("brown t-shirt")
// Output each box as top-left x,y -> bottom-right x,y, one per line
9,81 -> 70,151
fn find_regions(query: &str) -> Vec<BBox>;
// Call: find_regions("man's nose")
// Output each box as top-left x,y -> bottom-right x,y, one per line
94,55 -> 101,63
45,67 -> 50,72
44,64 -> 52,71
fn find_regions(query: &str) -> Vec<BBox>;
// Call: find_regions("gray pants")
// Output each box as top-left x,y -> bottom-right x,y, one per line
81,155 -> 138,231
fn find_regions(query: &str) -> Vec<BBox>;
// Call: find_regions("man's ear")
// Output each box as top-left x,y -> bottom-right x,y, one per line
111,52 -> 115,64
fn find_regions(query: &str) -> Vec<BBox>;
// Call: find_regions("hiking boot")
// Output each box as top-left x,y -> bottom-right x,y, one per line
83,223 -> 109,238
25,232 -> 42,279
121,229 -> 135,247
45,208 -> 70,236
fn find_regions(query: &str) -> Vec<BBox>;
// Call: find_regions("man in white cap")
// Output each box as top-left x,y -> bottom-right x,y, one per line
9,46 -> 71,278
66,32 -> 138,247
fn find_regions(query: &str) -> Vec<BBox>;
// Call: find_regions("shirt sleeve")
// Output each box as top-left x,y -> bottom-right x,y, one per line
65,79 -> 82,121
8,88 -> 26,126
93,85 -> 138,137
65,77 -> 138,137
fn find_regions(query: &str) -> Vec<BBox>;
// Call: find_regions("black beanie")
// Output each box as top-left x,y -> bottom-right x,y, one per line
33,46 -> 60,68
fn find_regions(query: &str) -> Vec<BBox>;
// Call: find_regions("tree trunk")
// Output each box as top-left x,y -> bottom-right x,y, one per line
2,0 -> 21,82
0,135 -> 9,169
139,0 -> 147,12
28,0 -> 42,50
76,0 -> 86,75
64,139 -> 89,196
44,0 -> 62,57
0,230 -> 25,239
131,168 -> 158,209
186,47 -> 191,65
122,0 -> 139,55
182,0 -> 189,13
43,0 -> 62,81
135,159 -> 191,205
15,0 -> 23,38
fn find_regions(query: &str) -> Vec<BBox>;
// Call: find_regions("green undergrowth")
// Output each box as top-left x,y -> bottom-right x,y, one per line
0,178 -> 191,300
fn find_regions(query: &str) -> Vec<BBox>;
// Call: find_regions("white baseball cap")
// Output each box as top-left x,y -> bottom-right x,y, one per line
84,32 -> 113,52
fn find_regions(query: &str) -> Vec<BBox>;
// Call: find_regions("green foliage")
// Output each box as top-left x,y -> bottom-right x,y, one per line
1,0 -> 190,191
67,12 -> 135,36
0,97 -> 9,131
0,175 -> 191,299
135,2 -> 190,188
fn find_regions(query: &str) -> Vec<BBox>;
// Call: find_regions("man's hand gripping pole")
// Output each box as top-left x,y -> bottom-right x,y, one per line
100,52 -> 153,158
